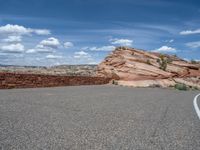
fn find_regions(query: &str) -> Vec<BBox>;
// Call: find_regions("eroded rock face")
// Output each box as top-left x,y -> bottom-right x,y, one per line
97,47 -> 200,87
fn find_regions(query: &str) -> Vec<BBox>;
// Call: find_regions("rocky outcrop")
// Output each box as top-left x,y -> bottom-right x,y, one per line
97,47 -> 200,88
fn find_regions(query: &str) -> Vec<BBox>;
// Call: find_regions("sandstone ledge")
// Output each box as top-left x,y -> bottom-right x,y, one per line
116,78 -> 200,89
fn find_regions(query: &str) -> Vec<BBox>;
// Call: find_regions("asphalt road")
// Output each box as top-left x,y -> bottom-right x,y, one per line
0,85 -> 200,150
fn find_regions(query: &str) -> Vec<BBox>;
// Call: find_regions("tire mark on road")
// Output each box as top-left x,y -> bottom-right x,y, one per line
151,105 -> 169,138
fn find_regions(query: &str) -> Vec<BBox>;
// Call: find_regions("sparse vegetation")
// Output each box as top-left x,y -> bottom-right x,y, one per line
174,83 -> 188,91
167,58 -> 173,64
146,59 -> 151,65
157,55 -> 168,71
191,59 -> 197,64
192,86 -> 199,90
156,55 -> 173,71
149,84 -> 161,88
112,80 -> 118,85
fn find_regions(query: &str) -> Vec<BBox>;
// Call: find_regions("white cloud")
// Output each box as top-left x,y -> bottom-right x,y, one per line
26,49 -> 37,54
183,58 -> 190,61
0,24 -> 51,36
89,46 -> 115,51
33,29 -> 51,35
0,43 -> 25,53
74,51 -> 91,59
186,41 -> 200,48
88,61 -> 98,65
26,48 -> 54,54
64,42 -> 74,48
75,51 -> 88,56
165,39 -> 174,43
27,37 -> 60,54
39,37 -> 60,49
73,51 -> 97,64
180,29 -> 200,35
153,46 -> 176,53
0,24 -> 30,35
46,54 -> 62,59
110,38 -> 133,46
2,36 -> 22,43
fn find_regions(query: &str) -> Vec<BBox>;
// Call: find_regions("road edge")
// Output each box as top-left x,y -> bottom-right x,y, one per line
193,93 -> 200,120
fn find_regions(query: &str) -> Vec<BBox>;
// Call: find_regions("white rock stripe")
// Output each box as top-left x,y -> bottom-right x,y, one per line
193,93 -> 200,120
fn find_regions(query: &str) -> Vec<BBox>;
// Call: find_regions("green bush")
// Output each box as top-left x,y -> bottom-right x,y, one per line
174,83 -> 188,91
112,80 -> 118,85
157,55 -> 168,71
146,59 -> 151,65
167,58 -> 173,64
192,86 -> 199,90
191,59 -> 197,64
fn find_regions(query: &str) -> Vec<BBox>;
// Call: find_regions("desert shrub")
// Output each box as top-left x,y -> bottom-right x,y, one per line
167,58 -> 173,63
174,83 -> 188,91
112,80 -> 115,84
149,84 -> 161,88
146,59 -> 151,65
112,80 -> 118,85
157,55 -> 168,71
191,59 -> 197,64
192,86 -> 199,90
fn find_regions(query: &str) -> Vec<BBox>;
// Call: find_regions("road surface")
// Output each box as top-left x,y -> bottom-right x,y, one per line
0,85 -> 200,150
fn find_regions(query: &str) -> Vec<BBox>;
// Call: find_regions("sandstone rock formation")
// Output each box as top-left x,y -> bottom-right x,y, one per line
97,47 -> 200,88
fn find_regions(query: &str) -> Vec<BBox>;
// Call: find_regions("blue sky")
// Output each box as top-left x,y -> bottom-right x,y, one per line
0,0 -> 200,66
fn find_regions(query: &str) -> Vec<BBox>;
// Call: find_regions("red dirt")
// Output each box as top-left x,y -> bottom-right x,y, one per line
0,72 -> 111,89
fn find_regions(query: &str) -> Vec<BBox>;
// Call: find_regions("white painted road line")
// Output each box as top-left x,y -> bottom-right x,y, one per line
193,93 -> 200,120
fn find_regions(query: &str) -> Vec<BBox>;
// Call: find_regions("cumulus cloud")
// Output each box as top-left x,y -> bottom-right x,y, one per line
180,29 -> 200,35
26,37 -> 60,54
0,43 -> 25,53
153,46 -> 176,53
0,24 -> 51,36
74,51 -> 91,59
0,24 -> 30,35
2,36 -> 22,43
64,42 -> 74,48
46,54 -> 62,59
110,38 -> 133,46
186,41 -> 200,48
88,46 -> 115,51
39,37 -> 60,49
